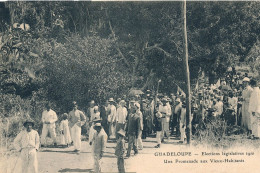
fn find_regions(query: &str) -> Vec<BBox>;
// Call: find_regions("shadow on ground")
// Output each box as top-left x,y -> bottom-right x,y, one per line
58,168 -> 93,172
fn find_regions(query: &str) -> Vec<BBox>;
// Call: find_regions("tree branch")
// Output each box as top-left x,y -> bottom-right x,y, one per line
146,43 -> 173,57
107,13 -> 131,68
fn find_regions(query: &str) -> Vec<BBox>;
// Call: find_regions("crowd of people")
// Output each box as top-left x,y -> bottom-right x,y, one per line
13,69 -> 260,173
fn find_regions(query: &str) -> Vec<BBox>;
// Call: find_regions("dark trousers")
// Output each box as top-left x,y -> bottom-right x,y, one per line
117,157 -> 125,173
102,122 -> 109,136
126,134 -> 138,156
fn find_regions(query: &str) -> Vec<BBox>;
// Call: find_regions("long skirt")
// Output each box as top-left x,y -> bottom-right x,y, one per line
251,113 -> 260,138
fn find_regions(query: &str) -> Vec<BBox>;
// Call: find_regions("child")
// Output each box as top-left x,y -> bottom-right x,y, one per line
115,129 -> 126,173
14,118 -> 40,173
60,113 -> 71,147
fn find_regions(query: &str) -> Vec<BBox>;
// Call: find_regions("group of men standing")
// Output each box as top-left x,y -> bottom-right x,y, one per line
12,74 -> 260,173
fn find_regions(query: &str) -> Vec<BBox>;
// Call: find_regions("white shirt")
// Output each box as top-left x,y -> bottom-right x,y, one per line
159,104 -> 171,122
249,87 -> 260,114
108,104 -> 117,123
42,109 -> 58,127
14,130 -> 40,151
175,103 -> 182,114
116,106 -> 128,124
242,85 -> 253,103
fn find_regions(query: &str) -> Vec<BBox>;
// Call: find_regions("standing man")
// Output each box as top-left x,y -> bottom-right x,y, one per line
115,129 -> 126,173
159,98 -> 171,142
14,119 -> 40,173
242,77 -> 253,134
248,79 -> 260,139
92,123 -> 107,173
41,103 -> 58,147
68,102 -> 86,153
100,100 -> 110,136
179,102 -> 186,143
108,98 -> 117,139
172,98 -> 182,136
116,100 -> 128,139
126,101 -> 140,158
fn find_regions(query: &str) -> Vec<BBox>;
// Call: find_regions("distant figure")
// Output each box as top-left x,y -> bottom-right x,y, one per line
60,113 -> 71,147
248,80 -> 260,139
14,119 -> 40,173
115,129 -> 126,173
100,100 -> 110,135
116,100 -> 128,139
89,117 -> 102,146
41,103 -> 58,147
159,98 -> 171,142
108,98 -> 117,139
92,123 -> 107,173
241,77 -> 253,134
179,102 -> 186,143
68,102 -> 86,153
126,101 -> 140,157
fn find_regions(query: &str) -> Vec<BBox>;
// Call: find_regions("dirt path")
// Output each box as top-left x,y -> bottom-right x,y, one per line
2,135 -> 260,173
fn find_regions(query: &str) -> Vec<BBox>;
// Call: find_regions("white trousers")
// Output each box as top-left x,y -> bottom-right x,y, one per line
156,131 -> 161,144
180,122 -> 186,142
41,124 -> 57,145
94,154 -> 102,173
137,131 -> 143,149
71,124 -> 81,150
21,148 -> 38,173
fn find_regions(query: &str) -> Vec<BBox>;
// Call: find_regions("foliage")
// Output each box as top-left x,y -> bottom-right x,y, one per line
193,118 -> 227,148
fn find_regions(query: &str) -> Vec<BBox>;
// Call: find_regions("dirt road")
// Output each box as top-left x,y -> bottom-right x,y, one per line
2,135 -> 260,173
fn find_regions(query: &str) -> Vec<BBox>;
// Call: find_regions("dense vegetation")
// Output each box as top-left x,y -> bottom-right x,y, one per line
0,1 -> 260,138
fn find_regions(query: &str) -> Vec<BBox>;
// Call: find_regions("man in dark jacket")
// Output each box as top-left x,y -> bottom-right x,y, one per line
115,129 -> 126,173
126,101 -> 140,158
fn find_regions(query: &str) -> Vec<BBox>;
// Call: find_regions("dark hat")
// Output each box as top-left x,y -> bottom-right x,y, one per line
117,129 -> 126,137
162,98 -> 167,102
93,117 -> 101,122
23,118 -> 35,127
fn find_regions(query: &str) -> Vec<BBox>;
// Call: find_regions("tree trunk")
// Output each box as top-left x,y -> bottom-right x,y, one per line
182,0 -> 192,145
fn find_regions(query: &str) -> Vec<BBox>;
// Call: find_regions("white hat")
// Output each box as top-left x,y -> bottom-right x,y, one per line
94,106 -> 99,111
176,98 -> 181,102
243,77 -> 250,82
108,98 -> 115,102
95,123 -> 102,127
134,102 -> 140,108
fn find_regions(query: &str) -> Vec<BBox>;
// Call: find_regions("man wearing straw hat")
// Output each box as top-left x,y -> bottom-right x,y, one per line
14,118 -> 40,173
68,101 -> 86,153
116,100 -> 128,139
115,129 -> 126,173
92,123 -> 107,173
108,98 -> 117,139
126,100 -> 140,158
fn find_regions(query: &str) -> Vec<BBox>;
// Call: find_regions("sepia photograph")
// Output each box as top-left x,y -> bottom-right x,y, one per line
0,1 -> 260,173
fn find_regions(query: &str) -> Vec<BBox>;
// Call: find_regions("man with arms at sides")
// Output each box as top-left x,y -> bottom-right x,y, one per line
92,123 -> 107,173
41,102 -> 58,147
68,101 -> 86,153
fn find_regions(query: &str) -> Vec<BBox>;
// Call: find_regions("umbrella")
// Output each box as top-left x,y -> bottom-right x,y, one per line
129,89 -> 144,96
